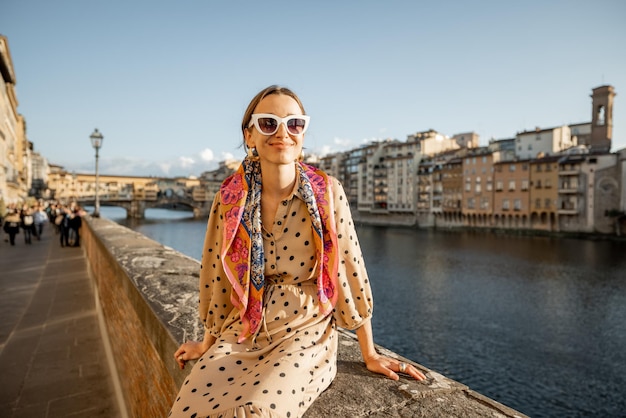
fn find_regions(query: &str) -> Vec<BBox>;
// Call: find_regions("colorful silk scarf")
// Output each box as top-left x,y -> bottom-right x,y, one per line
219,158 -> 339,343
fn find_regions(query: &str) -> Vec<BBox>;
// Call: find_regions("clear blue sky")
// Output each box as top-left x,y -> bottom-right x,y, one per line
2,0 -> 625,177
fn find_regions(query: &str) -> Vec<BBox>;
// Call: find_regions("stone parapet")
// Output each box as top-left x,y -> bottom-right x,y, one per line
81,216 -> 527,418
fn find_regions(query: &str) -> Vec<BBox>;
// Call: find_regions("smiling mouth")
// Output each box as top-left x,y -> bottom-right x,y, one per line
269,142 -> 294,148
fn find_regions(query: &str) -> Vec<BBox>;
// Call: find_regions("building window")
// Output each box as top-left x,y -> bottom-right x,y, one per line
508,180 -> 516,191
509,164 -> 516,172
514,199 -> 521,211
545,198 -> 552,209
521,180 -> 529,191
535,198 -> 541,209
597,105 -> 606,126
468,198 -> 475,209
502,199 -> 510,210
496,181 -> 503,191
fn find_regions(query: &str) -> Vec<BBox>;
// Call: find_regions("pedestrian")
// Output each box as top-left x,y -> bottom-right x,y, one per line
3,209 -> 21,246
68,208 -> 82,247
58,209 -> 70,247
33,205 -> 48,240
21,207 -> 35,244
169,85 -> 426,418
53,205 -> 65,235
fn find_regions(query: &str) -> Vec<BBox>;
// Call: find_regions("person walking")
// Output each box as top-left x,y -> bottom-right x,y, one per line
3,209 -> 21,246
21,207 -> 35,244
68,208 -> 82,247
58,209 -> 70,247
33,205 -> 48,240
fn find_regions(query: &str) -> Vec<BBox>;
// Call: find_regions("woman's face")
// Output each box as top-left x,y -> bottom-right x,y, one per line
244,94 -> 305,167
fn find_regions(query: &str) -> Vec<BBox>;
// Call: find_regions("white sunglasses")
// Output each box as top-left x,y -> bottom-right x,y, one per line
248,113 -> 310,136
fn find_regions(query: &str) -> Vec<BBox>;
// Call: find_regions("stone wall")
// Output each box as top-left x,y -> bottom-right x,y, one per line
82,218 -> 195,417
82,216 -> 527,418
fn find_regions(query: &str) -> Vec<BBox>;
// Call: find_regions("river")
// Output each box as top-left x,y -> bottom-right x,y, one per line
98,206 -> 626,418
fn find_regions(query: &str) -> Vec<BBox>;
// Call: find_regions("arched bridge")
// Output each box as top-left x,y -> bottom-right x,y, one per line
75,177 -> 216,219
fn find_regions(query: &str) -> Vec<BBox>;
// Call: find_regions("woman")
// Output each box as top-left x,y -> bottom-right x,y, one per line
170,86 -> 425,418
3,209 -> 21,246
20,207 -> 35,244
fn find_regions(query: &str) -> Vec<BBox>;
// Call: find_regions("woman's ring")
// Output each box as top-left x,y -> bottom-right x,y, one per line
178,355 -> 184,362
399,362 -> 407,373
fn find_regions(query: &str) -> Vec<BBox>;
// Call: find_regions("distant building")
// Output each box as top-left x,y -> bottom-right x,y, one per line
29,151 -> 50,198
0,35 -> 29,205
406,129 -> 474,157
529,156 -> 560,231
515,125 -> 575,160
199,159 -> 241,201
492,158 -> 531,228
589,85 -> 616,153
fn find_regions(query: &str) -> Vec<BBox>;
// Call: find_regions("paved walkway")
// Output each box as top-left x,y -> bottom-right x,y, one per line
0,228 -> 122,417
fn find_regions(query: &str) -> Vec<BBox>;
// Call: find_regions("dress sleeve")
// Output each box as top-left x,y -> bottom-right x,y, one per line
198,194 -> 234,338
330,177 -> 374,330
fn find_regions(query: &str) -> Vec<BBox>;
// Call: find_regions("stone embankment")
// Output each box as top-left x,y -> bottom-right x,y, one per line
82,216 -> 528,417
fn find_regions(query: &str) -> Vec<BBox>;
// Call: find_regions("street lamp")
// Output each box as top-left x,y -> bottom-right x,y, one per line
90,128 -> 104,217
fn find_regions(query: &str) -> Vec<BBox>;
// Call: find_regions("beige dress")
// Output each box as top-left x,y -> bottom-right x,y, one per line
169,177 -> 373,418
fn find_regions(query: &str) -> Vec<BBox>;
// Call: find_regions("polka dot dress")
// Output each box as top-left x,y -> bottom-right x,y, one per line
169,177 -> 373,418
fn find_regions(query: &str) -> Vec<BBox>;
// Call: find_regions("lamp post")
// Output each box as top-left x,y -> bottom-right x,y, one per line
90,128 -> 104,217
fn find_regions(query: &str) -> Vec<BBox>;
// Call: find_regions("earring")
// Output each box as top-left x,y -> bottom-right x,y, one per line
247,146 -> 259,161
297,150 -> 305,162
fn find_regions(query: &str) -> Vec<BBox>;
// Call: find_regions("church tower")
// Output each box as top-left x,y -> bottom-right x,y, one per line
590,85 -> 616,153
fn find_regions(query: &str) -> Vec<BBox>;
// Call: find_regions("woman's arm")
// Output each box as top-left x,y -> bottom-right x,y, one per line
355,318 -> 426,381
175,195 -> 232,370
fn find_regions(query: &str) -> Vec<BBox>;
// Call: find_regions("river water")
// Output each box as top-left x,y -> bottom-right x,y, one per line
99,207 -> 626,418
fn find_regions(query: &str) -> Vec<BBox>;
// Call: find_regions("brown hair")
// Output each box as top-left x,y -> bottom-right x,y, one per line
241,85 -> 306,146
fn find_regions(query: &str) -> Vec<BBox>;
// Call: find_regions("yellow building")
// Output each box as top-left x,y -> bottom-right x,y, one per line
441,158 -> 463,222
529,156 -> 560,231
462,150 -> 498,227
493,159 -> 532,228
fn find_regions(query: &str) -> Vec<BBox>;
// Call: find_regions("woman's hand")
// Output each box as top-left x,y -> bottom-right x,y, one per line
363,352 -> 427,381
174,341 -> 207,370
355,320 -> 427,381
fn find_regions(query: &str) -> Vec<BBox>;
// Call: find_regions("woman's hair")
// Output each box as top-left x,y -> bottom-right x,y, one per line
241,85 -> 306,147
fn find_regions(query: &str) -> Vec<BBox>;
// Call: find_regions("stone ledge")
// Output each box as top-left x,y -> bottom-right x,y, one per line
306,329 -> 526,418
83,216 -> 527,417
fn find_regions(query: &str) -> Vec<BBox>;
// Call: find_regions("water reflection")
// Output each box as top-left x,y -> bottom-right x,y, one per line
357,226 -> 626,418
